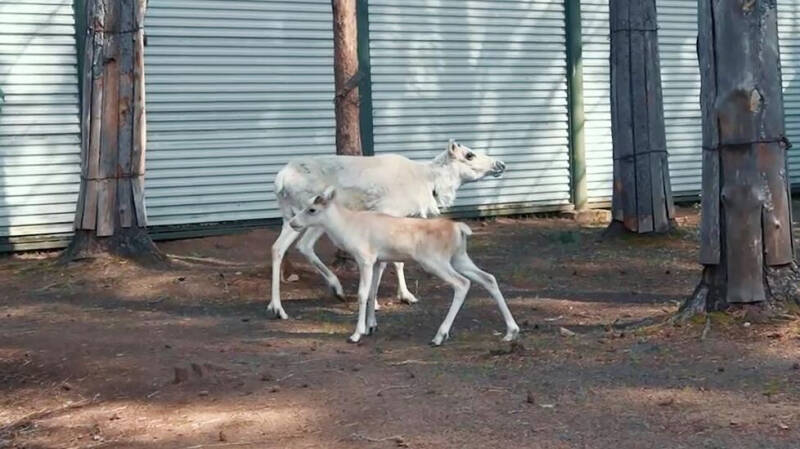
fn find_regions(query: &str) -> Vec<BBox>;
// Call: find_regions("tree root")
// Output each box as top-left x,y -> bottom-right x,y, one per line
61,229 -> 167,268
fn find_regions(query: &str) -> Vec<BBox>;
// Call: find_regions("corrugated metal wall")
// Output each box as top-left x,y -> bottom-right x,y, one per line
581,0 -> 703,203
0,0 -> 81,237
144,0 -> 337,226
779,1 -> 800,183
368,0 -> 572,211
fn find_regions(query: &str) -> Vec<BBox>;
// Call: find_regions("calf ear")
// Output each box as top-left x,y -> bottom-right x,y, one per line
321,186 -> 336,203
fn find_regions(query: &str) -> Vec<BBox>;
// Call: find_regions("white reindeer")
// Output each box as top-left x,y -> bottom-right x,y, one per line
288,186 -> 520,345
268,140 -> 506,320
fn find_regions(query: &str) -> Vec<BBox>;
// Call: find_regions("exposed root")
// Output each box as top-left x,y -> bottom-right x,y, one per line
61,229 -> 167,268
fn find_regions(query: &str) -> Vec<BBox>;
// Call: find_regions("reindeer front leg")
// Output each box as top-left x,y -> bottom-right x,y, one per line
349,260 -> 375,343
394,262 -> 419,304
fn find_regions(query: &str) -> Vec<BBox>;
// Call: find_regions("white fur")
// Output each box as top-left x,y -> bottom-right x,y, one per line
289,187 -> 520,345
268,140 -> 506,320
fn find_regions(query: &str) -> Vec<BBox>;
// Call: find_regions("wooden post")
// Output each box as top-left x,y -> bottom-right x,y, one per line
332,0 -> 362,156
678,0 -> 800,319
65,0 -> 162,263
566,0 -> 587,211
607,0 -> 674,234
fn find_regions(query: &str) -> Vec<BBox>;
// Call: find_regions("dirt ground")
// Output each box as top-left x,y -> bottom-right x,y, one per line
1,205 -> 799,449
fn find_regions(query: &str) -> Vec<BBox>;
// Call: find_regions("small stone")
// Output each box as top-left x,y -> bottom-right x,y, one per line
559,327 -> 577,337
174,367 -> 189,384
657,398 -> 674,407
352,365 -> 361,372
743,322 -> 752,328
109,413 -> 121,421
198,390 -> 209,397
260,373 -> 274,382
526,390 -> 535,404
717,367 -> 725,373
191,363 -> 204,378
219,430 -> 228,442
270,386 -> 280,393
61,382 -> 73,391
792,362 -> 800,371
286,274 -> 300,283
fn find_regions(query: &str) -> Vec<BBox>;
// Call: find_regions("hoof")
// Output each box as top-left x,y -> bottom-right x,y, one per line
398,293 -> 419,305
347,333 -> 362,344
330,285 -> 346,302
502,326 -> 521,342
367,325 -> 378,336
430,332 -> 449,346
266,303 -> 289,320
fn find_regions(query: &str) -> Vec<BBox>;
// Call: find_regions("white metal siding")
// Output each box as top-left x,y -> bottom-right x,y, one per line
581,0 -> 613,201
582,0 -> 703,202
368,0 -> 571,211
779,1 -> 800,184
144,0 -> 336,226
0,0 -> 81,237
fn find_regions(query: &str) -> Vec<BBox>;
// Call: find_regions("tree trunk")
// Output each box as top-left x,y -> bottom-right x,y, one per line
331,0 -> 362,156
607,0 -> 675,235
64,0 -> 163,264
677,0 -> 800,320
331,0 -> 362,270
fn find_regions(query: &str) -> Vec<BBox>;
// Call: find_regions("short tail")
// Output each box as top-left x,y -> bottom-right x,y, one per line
456,222 -> 473,237
274,167 -> 288,198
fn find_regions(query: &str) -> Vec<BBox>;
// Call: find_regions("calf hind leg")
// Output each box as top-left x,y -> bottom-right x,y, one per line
421,261 -> 471,346
452,253 -> 519,341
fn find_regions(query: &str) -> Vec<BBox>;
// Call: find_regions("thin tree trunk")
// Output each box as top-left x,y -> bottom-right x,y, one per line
332,0 -> 362,156
677,0 -> 800,320
65,0 -> 163,264
607,0 -> 675,235
331,0 -> 362,270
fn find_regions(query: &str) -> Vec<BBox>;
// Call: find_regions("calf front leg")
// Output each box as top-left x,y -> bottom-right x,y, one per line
367,264 -> 382,334
295,226 -> 345,301
349,260 -> 376,344
394,262 -> 419,304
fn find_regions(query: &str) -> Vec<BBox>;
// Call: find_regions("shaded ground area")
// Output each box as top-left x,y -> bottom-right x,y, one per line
1,205 -> 799,448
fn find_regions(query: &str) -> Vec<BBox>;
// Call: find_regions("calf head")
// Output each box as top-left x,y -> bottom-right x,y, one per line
288,186 -> 336,231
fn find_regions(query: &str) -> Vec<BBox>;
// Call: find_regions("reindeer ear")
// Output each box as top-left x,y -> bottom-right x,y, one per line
448,139 -> 459,157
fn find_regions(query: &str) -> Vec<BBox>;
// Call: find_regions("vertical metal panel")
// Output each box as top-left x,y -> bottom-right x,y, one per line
144,0 -> 336,226
656,0 -> 702,194
779,1 -> 800,184
368,0 -> 571,211
582,0 -> 703,202
0,0 -> 81,237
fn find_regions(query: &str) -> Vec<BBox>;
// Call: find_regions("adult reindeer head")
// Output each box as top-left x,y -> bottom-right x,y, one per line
444,139 -> 506,182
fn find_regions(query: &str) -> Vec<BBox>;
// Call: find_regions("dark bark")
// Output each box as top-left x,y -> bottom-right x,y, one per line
66,0 -> 163,265
678,0 -> 800,320
332,0 -> 362,156
608,0 -> 674,234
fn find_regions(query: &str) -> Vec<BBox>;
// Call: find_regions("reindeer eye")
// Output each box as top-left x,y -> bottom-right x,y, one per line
465,152 -> 475,161
308,208 -> 317,214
